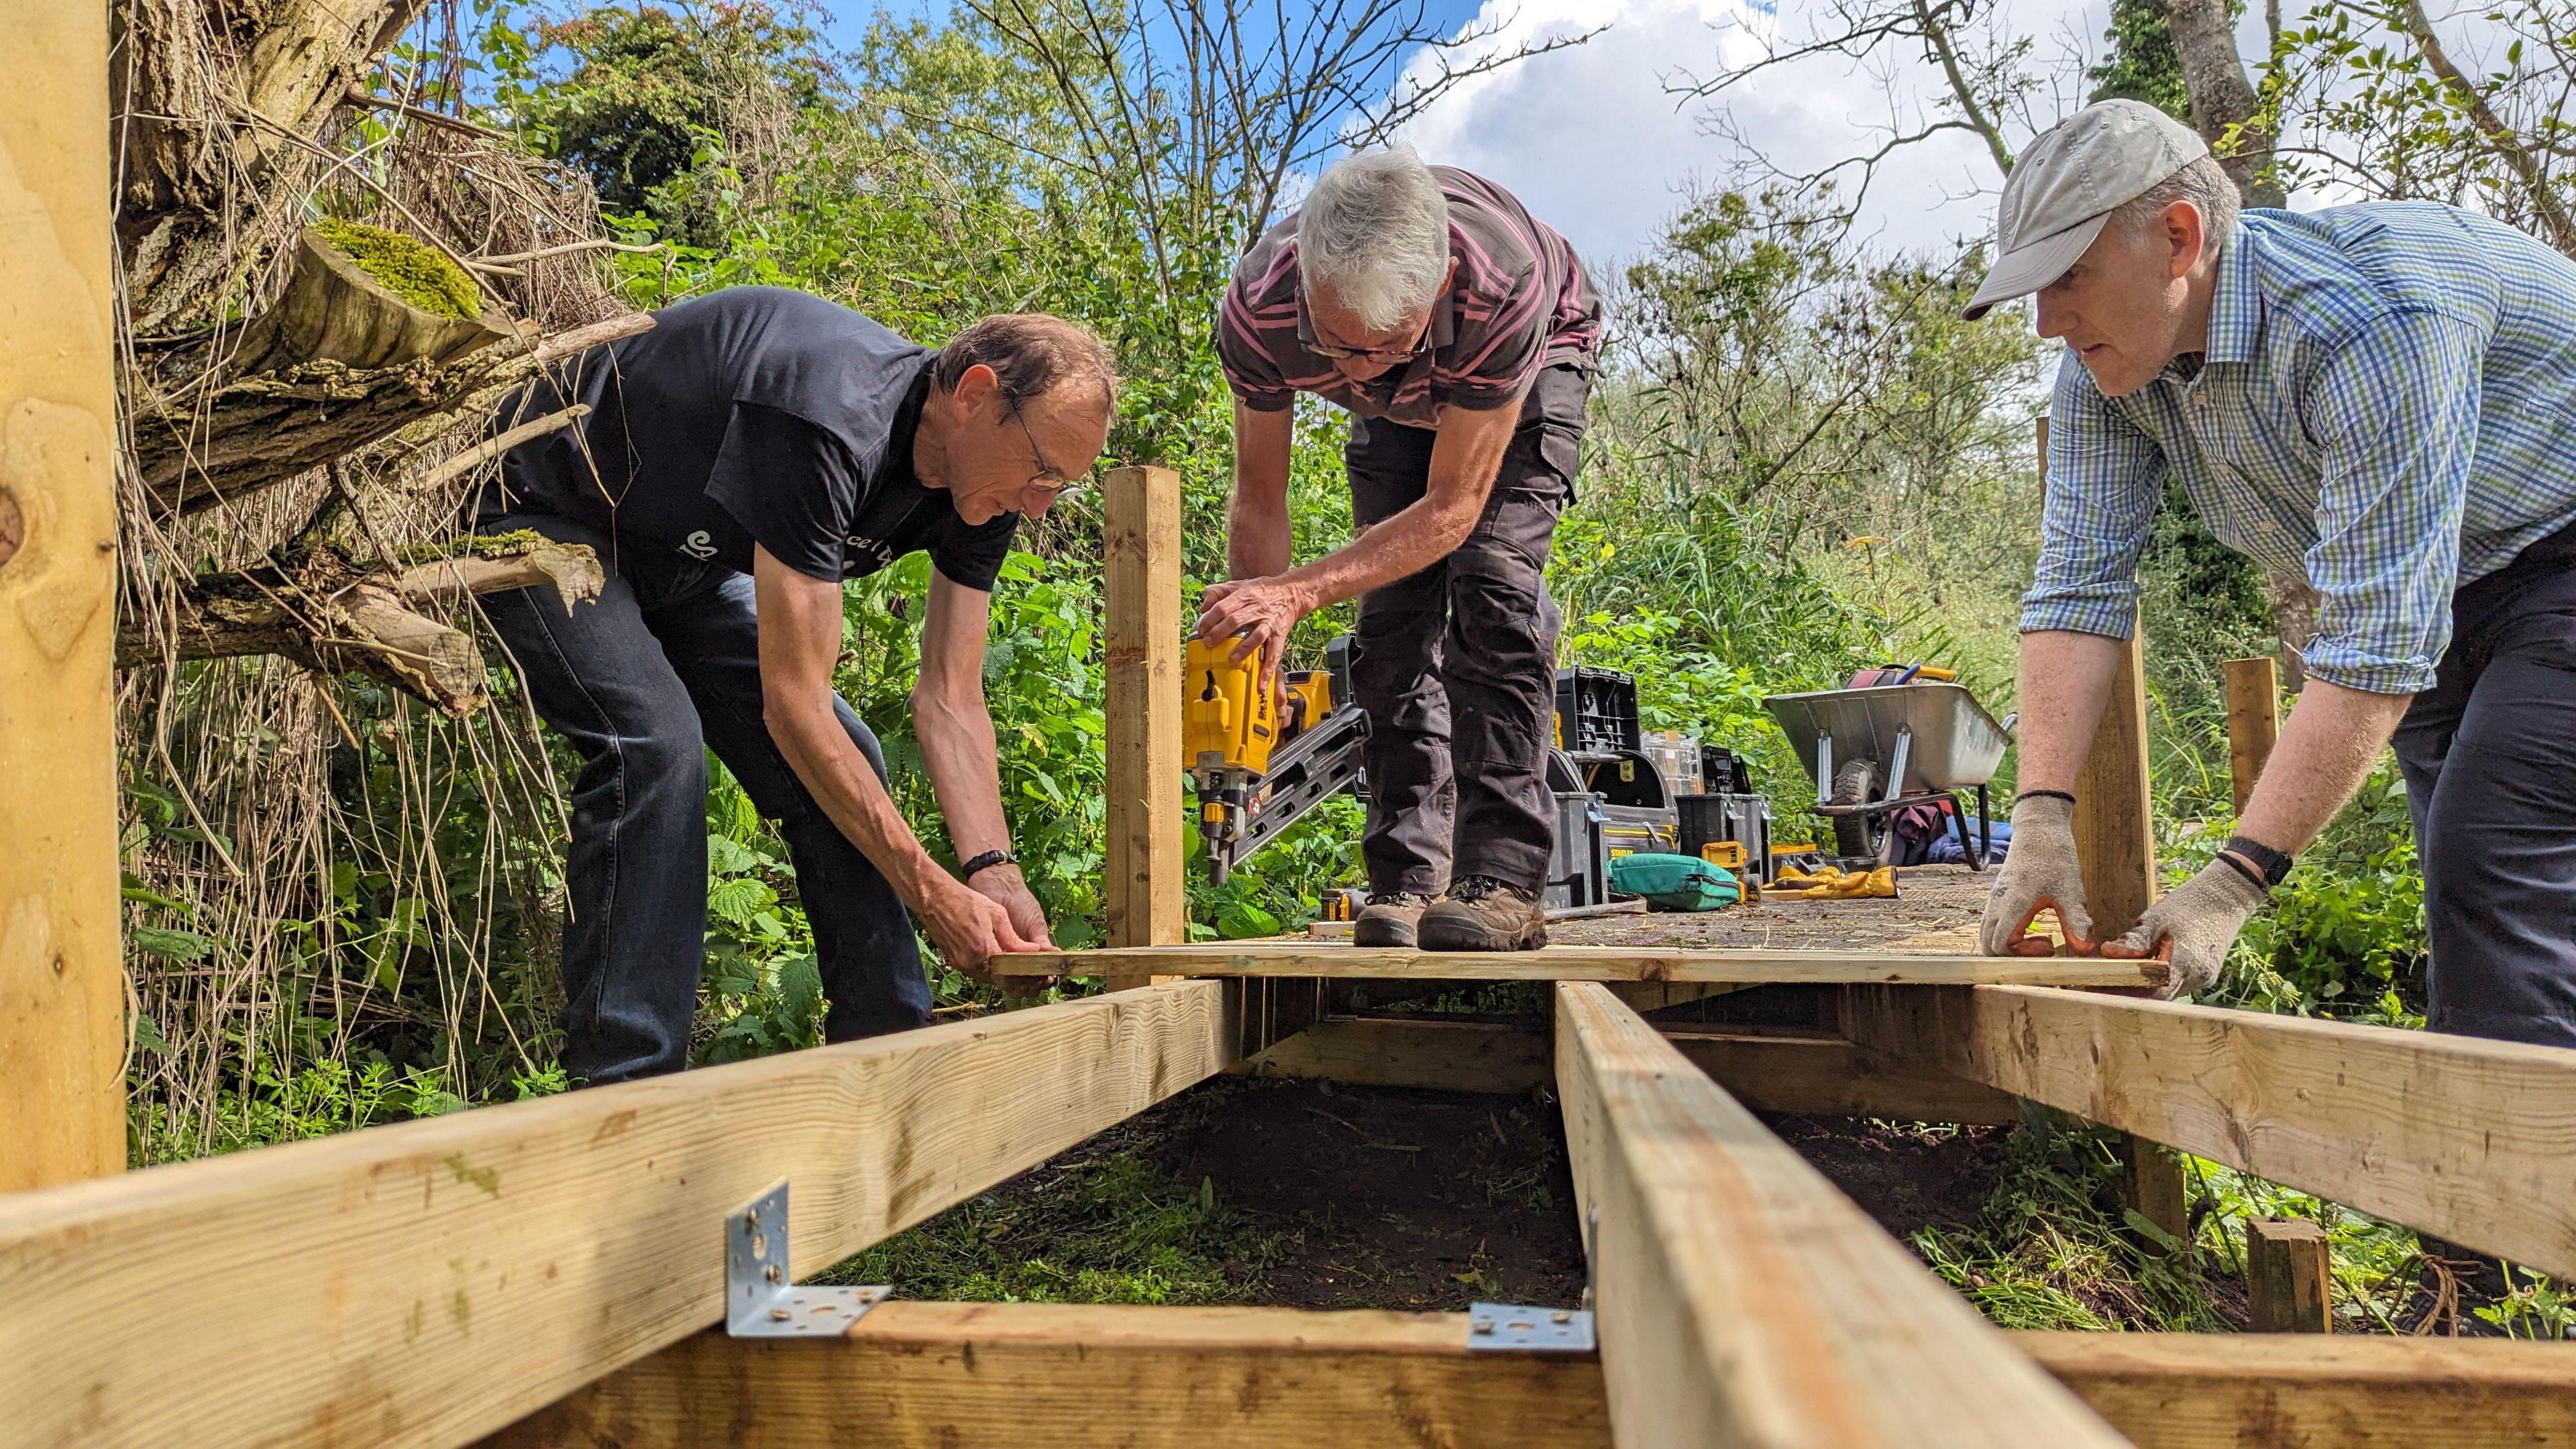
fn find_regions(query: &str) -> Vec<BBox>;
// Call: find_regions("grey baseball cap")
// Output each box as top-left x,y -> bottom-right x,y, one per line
1964,99 -> 2210,320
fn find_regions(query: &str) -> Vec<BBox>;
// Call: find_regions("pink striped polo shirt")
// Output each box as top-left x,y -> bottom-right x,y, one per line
1216,167 -> 1602,429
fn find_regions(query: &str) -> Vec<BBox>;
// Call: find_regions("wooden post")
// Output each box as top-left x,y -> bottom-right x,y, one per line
1102,464 -> 1184,989
2222,655 -> 2279,815
0,0 -> 125,1189
2038,413 -> 2157,941
2246,1218 -> 2334,1332
2121,1135 -> 2191,1255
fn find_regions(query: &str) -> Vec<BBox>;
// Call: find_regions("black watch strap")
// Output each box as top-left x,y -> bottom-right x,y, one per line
2222,835 -> 2294,888
959,848 -> 1018,879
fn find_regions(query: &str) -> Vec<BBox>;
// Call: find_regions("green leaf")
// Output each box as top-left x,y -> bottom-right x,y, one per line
131,926 -> 217,963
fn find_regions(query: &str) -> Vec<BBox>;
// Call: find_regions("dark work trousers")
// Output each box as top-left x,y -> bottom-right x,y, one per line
476,511 -> 931,1085
2390,520 -> 2576,1049
1344,363 -> 1589,896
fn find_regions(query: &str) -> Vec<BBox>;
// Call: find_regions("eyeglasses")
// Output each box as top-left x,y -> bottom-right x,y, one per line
1302,291 -> 1434,364
1006,396 -> 1085,500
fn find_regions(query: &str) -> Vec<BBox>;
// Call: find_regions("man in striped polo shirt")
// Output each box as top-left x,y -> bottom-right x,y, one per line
1196,150 -> 1601,951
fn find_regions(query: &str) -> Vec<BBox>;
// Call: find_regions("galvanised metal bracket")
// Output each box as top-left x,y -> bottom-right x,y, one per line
1464,1203 -> 1599,1353
725,1180 -> 892,1338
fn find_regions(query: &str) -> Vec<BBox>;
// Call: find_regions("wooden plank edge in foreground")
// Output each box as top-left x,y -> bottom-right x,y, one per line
0,981 -> 1238,1449
482,1305 -> 2576,1449
1238,1015 -> 2021,1124
998,942 -> 2153,987
1845,983 -> 2576,1281
1552,981 -> 2121,1446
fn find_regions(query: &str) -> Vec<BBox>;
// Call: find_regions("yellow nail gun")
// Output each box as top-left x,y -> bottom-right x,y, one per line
1184,634 -> 1369,885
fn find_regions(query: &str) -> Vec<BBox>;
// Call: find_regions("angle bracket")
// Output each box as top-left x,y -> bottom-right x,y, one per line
1466,1301 -> 1597,1353
726,1179 -> 891,1338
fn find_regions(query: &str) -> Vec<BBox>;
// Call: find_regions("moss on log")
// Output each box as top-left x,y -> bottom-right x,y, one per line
311,217 -> 479,319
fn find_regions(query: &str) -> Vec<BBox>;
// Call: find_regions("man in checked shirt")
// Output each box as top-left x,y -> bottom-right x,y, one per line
1195,150 -> 1601,951
1973,99 -> 2576,1047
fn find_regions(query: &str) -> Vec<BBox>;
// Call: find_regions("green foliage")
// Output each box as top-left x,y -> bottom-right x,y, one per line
2090,0 -> 2224,117
311,217 -> 482,319
2226,761 -> 2427,1016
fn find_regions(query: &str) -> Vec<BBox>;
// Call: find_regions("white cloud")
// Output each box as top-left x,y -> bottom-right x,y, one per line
1383,0 -> 2122,273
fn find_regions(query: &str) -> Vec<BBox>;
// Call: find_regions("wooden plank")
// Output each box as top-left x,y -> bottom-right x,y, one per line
2018,1332 -> 2576,1448
0,981 -> 1238,1449
1843,983 -> 2576,1279
1102,463 -> 1185,988
0,0 -> 123,1191
483,1305 -> 2576,1449
1237,1016 -> 1551,1093
1552,981 -> 2121,1447
2074,623 -> 2158,941
1664,1029 -> 2023,1126
481,1303 -> 1613,1449
2245,1218 -> 2333,1332
2221,655 -> 2280,815
996,943 -> 2156,987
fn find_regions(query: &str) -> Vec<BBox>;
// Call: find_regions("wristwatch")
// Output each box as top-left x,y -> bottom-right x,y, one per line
2221,835 -> 2294,888
959,848 -> 1018,879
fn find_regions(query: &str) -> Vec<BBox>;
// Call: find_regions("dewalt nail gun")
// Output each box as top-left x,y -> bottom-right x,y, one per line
1184,634 -> 1369,885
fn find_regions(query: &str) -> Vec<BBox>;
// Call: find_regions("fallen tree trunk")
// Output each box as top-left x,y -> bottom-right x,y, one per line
118,533 -> 604,716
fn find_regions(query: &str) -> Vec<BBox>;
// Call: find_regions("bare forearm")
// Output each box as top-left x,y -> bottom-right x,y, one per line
912,684 -> 1012,860
768,700 -> 945,908
2012,630 -> 2126,794
1275,494 -> 1477,612
1228,486 -> 1291,580
2237,678 -> 2412,852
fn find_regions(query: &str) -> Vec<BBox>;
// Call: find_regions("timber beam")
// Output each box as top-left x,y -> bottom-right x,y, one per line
1845,983 -> 2576,1279
1552,981 -> 2121,1446
480,1305 -> 2576,1449
999,943 -> 2154,987
0,981 -> 1238,1449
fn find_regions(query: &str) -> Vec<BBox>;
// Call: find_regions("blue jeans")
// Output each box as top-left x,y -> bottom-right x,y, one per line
478,511 -> 930,1085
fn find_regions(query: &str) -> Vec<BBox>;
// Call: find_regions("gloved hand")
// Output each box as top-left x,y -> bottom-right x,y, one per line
1979,793 -> 2093,956
2102,857 -> 2269,998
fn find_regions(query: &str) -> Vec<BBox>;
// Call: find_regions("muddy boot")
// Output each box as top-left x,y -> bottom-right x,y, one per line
1419,875 -> 1548,951
1352,890 -> 1432,948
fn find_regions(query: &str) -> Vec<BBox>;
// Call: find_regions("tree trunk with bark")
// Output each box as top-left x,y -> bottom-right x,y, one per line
2160,0 -> 2288,209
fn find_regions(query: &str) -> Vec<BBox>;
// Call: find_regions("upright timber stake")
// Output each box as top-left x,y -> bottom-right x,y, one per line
0,1 -> 125,1189
2222,655 -> 2280,814
2246,1218 -> 2334,1332
2121,1136 -> 2192,1256
1102,464 -> 1184,989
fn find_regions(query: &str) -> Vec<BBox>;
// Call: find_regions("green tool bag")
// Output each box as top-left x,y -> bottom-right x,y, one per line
1607,853 -> 1742,912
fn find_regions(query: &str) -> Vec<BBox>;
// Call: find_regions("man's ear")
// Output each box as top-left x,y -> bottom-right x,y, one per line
2164,201 -> 2206,280
949,362 -> 1001,415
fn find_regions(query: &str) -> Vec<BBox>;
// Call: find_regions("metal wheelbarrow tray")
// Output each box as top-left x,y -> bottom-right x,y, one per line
1762,683 -> 2015,868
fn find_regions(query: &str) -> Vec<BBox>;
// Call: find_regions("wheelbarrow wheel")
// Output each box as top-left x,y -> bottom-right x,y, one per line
1828,758 -> 1889,862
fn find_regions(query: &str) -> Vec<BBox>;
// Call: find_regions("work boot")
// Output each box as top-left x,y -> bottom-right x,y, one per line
1419,875 -> 1547,951
1352,890 -> 1432,947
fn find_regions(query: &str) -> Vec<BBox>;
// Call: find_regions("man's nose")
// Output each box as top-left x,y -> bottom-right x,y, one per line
1023,487 -> 1056,521
2034,293 -> 2070,340
1335,357 -> 1387,382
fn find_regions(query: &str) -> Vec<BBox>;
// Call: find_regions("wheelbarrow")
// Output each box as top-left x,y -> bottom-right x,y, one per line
1762,671 -> 2016,870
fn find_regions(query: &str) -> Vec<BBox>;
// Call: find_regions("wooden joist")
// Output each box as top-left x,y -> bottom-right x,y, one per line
0,981 -> 1237,1449
480,1306 -> 2576,1449
480,1303 -> 1612,1448
1238,1016 -> 2021,1124
1552,981 -> 2121,1446
1845,984 -> 2576,1279
998,942 -> 2155,987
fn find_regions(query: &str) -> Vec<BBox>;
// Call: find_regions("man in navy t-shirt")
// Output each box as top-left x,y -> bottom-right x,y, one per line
476,287 -> 1116,1084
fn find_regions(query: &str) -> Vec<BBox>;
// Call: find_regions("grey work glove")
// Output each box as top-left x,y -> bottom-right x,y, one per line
2103,857 -> 2269,998
1979,793 -> 2094,955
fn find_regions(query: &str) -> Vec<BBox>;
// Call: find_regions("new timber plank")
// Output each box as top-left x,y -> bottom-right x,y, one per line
2017,1332 -> 2576,1448
481,1307 -> 2576,1449
482,1303 -> 1613,1448
1552,982 -> 2121,1448
998,942 -> 2155,986
1844,984 -> 2576,1280
0,981 -> 1236,1449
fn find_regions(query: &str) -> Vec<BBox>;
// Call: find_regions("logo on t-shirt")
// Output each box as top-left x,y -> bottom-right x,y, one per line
678,531 -> 717,560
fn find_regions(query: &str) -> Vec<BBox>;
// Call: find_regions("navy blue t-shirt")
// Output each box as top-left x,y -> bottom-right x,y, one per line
485,287 -> 1018,589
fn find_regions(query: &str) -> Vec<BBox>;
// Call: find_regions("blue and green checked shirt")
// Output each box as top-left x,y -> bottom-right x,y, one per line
2025,203 -> 2576,694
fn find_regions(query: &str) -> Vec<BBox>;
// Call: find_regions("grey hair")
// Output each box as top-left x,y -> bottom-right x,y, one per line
2109,154 -> 2240,256
1297,148 -> 1452,331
